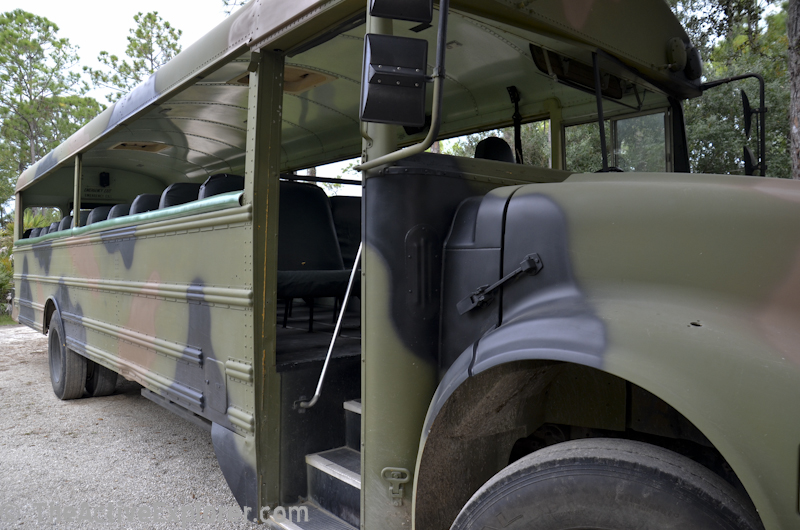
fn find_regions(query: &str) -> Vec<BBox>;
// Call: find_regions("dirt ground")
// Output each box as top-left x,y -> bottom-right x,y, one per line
0,324 -> 254,529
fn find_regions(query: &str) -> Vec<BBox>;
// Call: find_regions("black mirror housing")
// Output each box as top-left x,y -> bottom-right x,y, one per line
360,34 -> 429,127
370,0 -> 433,23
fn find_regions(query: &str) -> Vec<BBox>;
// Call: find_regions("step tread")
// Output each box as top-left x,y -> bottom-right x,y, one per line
266,502 -> 356,530
306,446 -> 361,489
343,399 -> 361,415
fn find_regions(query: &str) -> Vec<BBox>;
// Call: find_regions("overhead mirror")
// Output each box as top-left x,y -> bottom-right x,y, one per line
370,0 -> 433,23
360,34 -> 428,127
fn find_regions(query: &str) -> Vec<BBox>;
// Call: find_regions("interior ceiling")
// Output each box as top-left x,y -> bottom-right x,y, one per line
66,6 -> 670,191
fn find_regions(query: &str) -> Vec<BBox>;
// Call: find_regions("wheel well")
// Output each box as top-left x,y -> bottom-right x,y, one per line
43,298 -> 57,334
414,360 -> 756,530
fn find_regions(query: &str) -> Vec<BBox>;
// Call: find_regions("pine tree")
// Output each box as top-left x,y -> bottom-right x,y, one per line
86,12 -> 182,104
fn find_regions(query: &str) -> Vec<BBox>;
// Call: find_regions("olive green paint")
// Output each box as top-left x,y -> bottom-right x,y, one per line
72,155 -> 82,228
245,49 -> 285,512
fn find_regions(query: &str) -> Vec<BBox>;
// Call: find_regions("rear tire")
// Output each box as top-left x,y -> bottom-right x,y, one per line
47,311 -> 87,400
85,360 -> 117,397
451,438 -> 763,530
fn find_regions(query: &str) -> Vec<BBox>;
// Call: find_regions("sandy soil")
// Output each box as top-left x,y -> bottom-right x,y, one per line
0,324 -> 254,529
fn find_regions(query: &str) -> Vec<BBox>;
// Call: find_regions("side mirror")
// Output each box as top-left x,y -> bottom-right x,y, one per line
370,0 -> 432,23
744,146 -> 758,176
742,90 -> 753,139
360,34 -> 429,127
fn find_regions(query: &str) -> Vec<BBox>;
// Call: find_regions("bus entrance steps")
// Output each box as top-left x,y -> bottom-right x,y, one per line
268,400 -> 361,530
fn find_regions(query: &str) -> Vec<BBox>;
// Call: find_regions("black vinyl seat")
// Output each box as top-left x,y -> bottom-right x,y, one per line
39,227 -> 49,236
474,136 -> 515,163
58,216 -> 73,231
159,183 -> 201,209
108,204 -> 131,219
30,228 -> 43,238
48,221 -> 60,233
22,228 -> 32,239
199,174 -> 244,199
277,181 -> 351,331
329,196 -> 362,270
66,211 -> 91,228
87,206 -> 112,225
130,194 -> 161,215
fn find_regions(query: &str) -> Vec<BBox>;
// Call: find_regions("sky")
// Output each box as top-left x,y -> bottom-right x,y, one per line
0,0 -> 361,198
2,0 -> 233,101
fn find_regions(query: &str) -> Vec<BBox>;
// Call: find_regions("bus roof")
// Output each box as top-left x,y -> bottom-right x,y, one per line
16,0 -> 696,197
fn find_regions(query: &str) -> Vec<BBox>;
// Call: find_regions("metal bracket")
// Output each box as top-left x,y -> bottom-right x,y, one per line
247,51 -> 261,72
368,64 -> 428,88
381,467 -> 410,506
457,253 -> 543,315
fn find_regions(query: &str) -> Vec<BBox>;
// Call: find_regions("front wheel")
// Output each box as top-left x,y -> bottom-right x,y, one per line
451,438 -> 763,530
48,311 -> 87,400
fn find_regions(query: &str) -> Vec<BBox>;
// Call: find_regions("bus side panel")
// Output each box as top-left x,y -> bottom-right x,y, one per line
15,206 -> 255,436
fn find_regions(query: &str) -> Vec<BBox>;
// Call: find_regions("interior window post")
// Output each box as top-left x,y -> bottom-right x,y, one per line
72,154 -> 82,228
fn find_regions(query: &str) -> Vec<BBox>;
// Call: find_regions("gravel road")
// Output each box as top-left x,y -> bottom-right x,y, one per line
0,324 -> 254,529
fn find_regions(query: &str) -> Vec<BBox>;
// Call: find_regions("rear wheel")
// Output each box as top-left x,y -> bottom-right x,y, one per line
451,438 -> 763,530
47,311 -> 87,400
85,360 -> 117,397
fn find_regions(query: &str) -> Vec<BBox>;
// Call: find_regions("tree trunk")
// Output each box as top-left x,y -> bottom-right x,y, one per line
789,0 -> 800,178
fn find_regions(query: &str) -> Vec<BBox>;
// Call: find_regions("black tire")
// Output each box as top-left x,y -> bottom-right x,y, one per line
85,360 -> 118,397
451,438 -> 763,530
47,311 -> 87,400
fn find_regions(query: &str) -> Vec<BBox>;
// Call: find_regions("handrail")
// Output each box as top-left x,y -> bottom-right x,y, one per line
296,242 -> 363,410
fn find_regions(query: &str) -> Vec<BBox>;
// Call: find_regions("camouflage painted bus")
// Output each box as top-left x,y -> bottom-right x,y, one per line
11,0 -> 800,528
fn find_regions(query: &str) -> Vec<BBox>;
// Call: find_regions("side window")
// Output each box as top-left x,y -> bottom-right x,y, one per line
614,113 -> 666,172
565,122 -> 612,173
442,120 -> 553,168
565,112 -> 666,173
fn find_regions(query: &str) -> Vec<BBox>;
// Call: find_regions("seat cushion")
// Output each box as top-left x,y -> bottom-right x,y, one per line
87,206 -> 112,225
130,194 -> 161,214
107,204 -> 131,219
159,183 -> 201,209
199,174 -> 244,199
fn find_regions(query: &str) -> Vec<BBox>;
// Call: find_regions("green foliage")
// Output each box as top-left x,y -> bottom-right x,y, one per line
222,0 -> 249,15
0,10 -> 103,207
682,3 -> 790,176
668,0 -> 772,54
565,122 -> 611,173
0,221 -> 13,308
86,12 -> 182,104
23,208 -> 61,231
442,121 -> 551,167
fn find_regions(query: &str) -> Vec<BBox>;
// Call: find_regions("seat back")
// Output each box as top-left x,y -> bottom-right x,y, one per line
48,221 -> 60,233
87,206 -> 112,225
130,194 -> 161,215
278,182 -> 344,271
159,183 -> 201,209
329,196 -> 362,267
58,216 -> 73,231
108,204 -> 131,219
474,136 -> 514,163
199,174 -> 244,199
